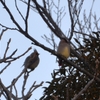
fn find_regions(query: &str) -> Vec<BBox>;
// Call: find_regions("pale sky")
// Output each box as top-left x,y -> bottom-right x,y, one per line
0,0 -> 100,100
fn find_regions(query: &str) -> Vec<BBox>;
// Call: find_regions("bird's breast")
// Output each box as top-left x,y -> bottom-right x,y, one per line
61,47 -> 70,58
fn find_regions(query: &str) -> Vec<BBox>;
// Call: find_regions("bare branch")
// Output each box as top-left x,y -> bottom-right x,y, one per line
67,0 -> 74,40
32,0 -> 65,38
51,33 -> 57,50
10,67 -> 27,87
74,31 -> 100,41
15,0 -> 25,21
31,81 -> 43,93
25,0 -> 30,32
0,47 -> 32,63
25,81 -> 44,99
0,23 -> 18,31
0,0 -> 23,31
42,0 -> 46,9
0,28 -> 7,40
0,62 -> 11,74
18,81 -> 43,100
67,0 -> 84,40
13,84 -> 18,98
0,79 -> 20,100
20,0 -> 37,13
3,38 -> 11,58
22,73 -> 29,98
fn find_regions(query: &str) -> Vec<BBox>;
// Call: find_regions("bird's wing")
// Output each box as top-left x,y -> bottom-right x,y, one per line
28,56 -> 39,67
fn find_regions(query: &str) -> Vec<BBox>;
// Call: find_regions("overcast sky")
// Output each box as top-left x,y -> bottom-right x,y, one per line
0,0 -> 100,100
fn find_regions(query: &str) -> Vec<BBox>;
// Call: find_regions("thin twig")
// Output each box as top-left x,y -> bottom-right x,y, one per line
0,47 -> 32,63
3,38 -> 11,58
15,0 -> 25,20
0,62 -> 11,74
25,0 -> 30,32
0,23 -> 18,31
22,72 -> 29,98
0,0 -> 23,31
0,28 -> 7,40
13,84 -> 18,98
25,81 -> 43,99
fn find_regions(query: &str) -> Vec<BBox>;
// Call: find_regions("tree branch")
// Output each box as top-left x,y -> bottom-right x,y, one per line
0,0 -> 23,31
25,0 -> 30,32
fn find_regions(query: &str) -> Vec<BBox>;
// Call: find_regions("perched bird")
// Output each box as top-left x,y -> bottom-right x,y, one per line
57,38 -> 70,66
23,49 -> 40,72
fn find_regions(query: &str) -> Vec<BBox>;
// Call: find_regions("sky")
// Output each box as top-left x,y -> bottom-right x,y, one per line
0,0 -> 100,100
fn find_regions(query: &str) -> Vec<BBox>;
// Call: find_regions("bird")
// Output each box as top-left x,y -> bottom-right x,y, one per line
57,38 -> 70,66
23,49 -> 40,72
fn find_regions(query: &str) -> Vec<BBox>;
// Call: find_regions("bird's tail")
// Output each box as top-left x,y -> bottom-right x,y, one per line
58,58 -> 62,66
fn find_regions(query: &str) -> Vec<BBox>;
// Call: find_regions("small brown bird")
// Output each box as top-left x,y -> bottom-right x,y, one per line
23,49 -> 40,71
57,39 -> 70,66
